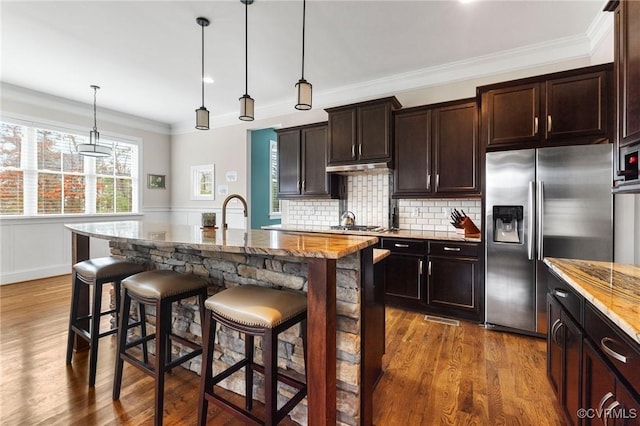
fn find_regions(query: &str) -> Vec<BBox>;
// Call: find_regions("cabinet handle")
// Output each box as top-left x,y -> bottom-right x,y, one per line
547,115 -> 552,133
302,180 -> 306,192
426,173 -> 431,190
598,392 -> 615,413
419,260 -> 423,277
550,319 -> 562,345
428,260 -> 432,276
443,247 -> 461,252
359,144 -> 362,157
394,243 -> 410,248
604,401 -> 621,426
352,144 -> 356,158
534,116 -> 539,135
436,174 -> 440,189
601,337 -> 628,363
552,289 -> 568,298
297,180 -> 301,191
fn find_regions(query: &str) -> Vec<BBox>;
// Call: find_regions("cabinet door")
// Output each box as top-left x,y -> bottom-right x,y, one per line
393,109 -> 431,195
484,83 -> 541,147
277,129 -> 301,197
384,253 -> 424,303
615,381 -> 640,426
583,339 -> 617,426
301,125 -> 329,196
358,102 -> 392,161
548,294 -> 563,401
327,108 -> 357,164
433,101 -> 478,194
427,256 -> 477,313
545,71 -> 609,141
619,0 -> 640,146
562,310 -> 583,426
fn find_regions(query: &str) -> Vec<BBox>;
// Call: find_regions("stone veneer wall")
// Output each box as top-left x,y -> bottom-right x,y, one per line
110,241 -> 363,426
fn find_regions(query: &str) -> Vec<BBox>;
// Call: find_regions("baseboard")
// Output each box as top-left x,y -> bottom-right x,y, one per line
0,264 -> 70,285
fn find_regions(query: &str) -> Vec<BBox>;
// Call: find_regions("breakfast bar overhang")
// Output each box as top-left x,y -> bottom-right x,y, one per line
65,220 -> 379,426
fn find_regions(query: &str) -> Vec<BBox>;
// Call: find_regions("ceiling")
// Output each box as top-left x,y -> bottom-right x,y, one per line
1,0 -> 609,129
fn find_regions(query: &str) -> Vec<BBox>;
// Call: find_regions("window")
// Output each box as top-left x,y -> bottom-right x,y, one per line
0,120 -> 139,216
269,139 -> 280,217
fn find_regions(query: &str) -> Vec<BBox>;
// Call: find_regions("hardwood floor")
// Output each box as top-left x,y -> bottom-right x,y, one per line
0,275 -> 566,425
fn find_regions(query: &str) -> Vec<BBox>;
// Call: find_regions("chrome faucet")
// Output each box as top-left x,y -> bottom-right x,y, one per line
221,194 -> 248,229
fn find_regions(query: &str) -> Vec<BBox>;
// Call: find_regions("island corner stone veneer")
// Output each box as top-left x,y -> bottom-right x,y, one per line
64,221 -> 379,426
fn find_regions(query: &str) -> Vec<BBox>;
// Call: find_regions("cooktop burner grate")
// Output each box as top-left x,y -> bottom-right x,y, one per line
330,225 -> 380,231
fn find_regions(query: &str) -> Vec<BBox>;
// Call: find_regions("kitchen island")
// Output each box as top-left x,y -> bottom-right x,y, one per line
65,221 -> 379,426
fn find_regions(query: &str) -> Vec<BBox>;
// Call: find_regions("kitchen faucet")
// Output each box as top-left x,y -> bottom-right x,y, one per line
221,194 -> 248,229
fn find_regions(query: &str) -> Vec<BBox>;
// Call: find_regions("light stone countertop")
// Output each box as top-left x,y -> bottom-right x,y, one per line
263,224 -> 482,243
65,221 -> 377,259
544,257 -> 640,345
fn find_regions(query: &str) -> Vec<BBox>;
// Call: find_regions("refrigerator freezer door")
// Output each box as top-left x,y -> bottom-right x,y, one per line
485,149 -> 537,332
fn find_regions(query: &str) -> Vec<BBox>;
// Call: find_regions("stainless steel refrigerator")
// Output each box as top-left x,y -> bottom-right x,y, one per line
485,144 -> 613,335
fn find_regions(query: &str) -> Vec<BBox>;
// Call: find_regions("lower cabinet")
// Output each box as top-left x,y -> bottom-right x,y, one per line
383,250 -> 425,307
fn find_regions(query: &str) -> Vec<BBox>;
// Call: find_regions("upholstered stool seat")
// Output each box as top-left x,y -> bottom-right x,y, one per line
113,270 -> 209,426
198,285 -> 307,426
66,256 -> 145,387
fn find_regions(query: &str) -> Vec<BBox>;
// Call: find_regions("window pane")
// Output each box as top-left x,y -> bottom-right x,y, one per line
115,178 -> 132,212
114,142 -> 133,177
0,170 -> 23,214
96,153 -> 114,175
62,134 -> 84,173
1,123 -> 23,168
270,140 -> 280,214
38,172 -> 62,214
64,174 -> 85,213
37,130 -> 63,171
96,176 -> 114,213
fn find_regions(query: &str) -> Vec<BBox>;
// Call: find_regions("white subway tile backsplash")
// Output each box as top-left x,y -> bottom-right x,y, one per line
398,198 -> 481,232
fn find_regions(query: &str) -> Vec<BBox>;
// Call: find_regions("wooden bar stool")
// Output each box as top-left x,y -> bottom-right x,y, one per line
65,256 -> 145,387
197,285 -> 307,426
113,270 -> 208,426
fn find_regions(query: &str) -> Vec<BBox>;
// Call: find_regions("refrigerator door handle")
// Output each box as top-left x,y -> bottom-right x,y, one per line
528,181 -> 535,260
537,180 -> 544,261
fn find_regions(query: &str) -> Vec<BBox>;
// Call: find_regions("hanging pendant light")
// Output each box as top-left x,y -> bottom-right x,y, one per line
77,85 -> 112,157
239,0 -> 255,121
195,17 -> 210,130
295,0 -> 312,110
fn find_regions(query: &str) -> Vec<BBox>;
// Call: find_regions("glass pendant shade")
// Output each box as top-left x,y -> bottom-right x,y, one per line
78,85 -> 112,157
239,94 -> 254,121
295,79 -> 312,110
195,106 -> 210,130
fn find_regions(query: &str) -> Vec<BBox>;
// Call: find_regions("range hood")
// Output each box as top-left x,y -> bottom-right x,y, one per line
326,162 -> 392,174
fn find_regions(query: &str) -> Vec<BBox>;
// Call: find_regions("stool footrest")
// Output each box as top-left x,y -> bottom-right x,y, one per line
169,333 -> 200,351
212,358 -> 250,384
124,333 -> 156,350
205,392 -> 263,426
120,352 -> 156,376
251,363 -> 306,391
164,348 -> 203,371
97,328 -> 118,339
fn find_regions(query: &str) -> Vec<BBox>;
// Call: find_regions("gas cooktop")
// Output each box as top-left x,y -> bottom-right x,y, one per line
330,225 -> 382,231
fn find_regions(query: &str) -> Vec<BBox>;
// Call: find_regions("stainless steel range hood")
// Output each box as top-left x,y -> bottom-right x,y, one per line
326,162 -> 392,174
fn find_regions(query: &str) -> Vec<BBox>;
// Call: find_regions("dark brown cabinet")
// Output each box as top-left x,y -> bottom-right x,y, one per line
480,64 -> 612,150
427,242 -> 482,322
276,123 -> 339,199
380,238 -> 426,307
393,98 -> 479,197
326,97 -> 401,167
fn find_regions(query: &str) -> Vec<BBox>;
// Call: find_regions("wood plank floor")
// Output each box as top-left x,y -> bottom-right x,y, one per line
0,275 -> 567,425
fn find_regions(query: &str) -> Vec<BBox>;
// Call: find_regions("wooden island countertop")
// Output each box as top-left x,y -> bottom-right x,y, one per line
65,221 -> 379,426
544,257 -> 640,345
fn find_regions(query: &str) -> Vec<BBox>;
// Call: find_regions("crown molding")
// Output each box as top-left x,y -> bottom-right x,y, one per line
0,82 -> 170,135
586,6 -> 614,55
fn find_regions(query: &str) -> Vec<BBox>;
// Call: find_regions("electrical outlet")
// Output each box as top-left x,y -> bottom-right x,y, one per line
411,207 -> 420,218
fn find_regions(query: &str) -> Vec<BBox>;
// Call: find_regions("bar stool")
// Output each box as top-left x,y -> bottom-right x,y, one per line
113,269 -> 208,426
197,285 -> 307,426
66,256 -> 145,387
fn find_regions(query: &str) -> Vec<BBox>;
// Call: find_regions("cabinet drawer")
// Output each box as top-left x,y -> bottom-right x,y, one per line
584,302 -> 640,396
429,242 -> 478,257
381,238 -> 425,252
547,270 -> 583,324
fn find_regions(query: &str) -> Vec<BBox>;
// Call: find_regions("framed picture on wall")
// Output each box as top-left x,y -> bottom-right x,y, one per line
147,174 -> 166,189
191,164 -> 215,200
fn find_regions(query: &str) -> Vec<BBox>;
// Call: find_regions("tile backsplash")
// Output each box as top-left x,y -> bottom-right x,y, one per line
281,173 -> 481,232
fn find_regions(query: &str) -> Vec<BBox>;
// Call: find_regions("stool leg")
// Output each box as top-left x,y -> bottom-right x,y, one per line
245,334 -> 254,411
113,289 -> 132,400
197,311 -> 215,426
139,303 -> 149,364
154,299 -> 169,426
301,318 -> 308,380
66,272 -> 80,364
113,281 -> 121,332
88,280 -> 103,387
264,328 -> 278,426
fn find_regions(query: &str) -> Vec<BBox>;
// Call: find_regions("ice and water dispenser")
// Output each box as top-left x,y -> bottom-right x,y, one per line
492,206 -> 523,243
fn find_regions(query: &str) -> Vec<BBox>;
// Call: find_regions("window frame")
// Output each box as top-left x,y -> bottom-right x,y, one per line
0,113 -> 142,219
268,139 -> 281,219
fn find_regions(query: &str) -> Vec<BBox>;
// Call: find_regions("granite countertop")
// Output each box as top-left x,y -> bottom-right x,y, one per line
263,224 -> 482,243
65,221 -> 377,259
544,257 -> 640,345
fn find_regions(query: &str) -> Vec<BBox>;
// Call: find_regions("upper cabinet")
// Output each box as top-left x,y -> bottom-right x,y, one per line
326,97 -> 402,168
393,98 -> 479,198
479,64 -> 613,150
276,122 -> 340,199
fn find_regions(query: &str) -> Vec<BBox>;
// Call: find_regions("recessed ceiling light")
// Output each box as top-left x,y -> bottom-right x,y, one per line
203,76 -> 214,84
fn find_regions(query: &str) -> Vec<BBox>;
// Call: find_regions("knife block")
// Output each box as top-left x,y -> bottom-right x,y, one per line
460,217 -> 480,238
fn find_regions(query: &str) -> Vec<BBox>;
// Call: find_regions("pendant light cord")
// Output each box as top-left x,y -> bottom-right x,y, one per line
301,0 -> 306,80
201,22 -> 205,108
245,0 -> 248,95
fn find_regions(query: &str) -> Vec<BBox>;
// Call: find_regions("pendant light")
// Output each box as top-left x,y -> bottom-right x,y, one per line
239,0 -> 255,121
295,0 -> 312,110
195,17 -> 210,130
77,85 -> 112,157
